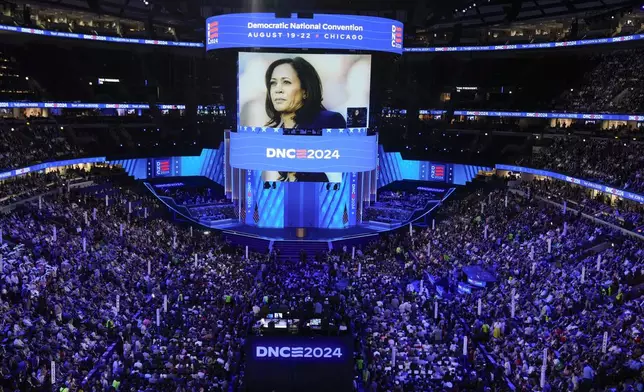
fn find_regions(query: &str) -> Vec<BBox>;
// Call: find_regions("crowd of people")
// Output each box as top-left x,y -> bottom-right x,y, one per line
561,49 -> 644,114
0,120 -> 83,171
524,179 -> 643,230
0,170 -> 85,207
189,204 -> 237,221
159,186 -> 227,207
388,187 -> 643,391
364,191 -> 439,224
0,165 -> 640,392
522,136 -> 644,194
156,186 -> 237,221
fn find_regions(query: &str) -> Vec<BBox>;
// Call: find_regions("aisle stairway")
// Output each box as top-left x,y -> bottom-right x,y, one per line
273,241 -> 330,261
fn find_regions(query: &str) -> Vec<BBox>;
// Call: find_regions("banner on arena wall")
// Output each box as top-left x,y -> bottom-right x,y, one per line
0,24 -> 202,47
2,21 -> 642,54
496,164 -> 644,204
404,34 -> 644,52
390,108 -> 644,121
454,110 -> 644,121
0,102 -> 186,110
206,13 -> 403,54
0,157 -> 107,180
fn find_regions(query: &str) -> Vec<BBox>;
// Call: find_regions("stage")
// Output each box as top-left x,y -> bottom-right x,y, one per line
221,223 -> 390,242
146,178 -> 456,253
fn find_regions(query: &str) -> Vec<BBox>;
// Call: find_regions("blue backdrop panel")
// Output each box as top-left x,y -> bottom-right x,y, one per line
318,173 -> 351,229
197,146 -> 226,185
252,170 -> 285,228
377,146 -> 491,187
109,158 -> 148,179
109,145 -> 225,185
452,164 -> 491,186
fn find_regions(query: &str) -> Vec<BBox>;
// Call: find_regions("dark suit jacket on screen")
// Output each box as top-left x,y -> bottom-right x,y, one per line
297,110 -> 347,129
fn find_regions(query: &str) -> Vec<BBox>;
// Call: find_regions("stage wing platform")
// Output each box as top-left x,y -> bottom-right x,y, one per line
144,179 -> 455,245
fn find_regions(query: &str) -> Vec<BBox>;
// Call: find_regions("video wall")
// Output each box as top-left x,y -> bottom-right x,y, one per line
238,52 -> 371,131
207,13 -> 403,54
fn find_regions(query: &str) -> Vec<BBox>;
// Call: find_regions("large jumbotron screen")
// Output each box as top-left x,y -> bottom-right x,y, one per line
231,52 -> 377,179
238,52 -> 372,130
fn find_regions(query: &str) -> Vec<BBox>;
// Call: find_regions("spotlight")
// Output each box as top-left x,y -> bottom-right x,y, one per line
333,184 -> 339,191
326,183 -> 331,190
263,182 -> 271,190
272,182 -> 276,189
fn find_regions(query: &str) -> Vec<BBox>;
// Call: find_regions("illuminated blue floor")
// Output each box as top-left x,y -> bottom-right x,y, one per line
221,224 -> 388,241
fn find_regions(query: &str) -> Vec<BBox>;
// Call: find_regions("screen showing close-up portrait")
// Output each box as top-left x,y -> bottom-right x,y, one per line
238,52 -> 372,130
261,171 -> 342,183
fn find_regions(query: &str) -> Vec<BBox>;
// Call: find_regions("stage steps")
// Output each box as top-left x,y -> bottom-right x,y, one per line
223,233 -> 271,254
273,241 -> 330,261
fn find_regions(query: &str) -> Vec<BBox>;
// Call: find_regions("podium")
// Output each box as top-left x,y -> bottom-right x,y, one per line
296,228 -> 306,238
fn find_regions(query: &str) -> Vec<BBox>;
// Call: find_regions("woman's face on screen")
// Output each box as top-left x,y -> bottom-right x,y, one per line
269,63 -> 305,115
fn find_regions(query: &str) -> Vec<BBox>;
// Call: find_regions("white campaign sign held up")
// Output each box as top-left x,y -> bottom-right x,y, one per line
602,332 -> 608,353
511,288 -> 516,318
581,266 -> 585,283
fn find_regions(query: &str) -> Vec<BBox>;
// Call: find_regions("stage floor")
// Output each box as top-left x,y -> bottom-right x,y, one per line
220,224 -> 393,241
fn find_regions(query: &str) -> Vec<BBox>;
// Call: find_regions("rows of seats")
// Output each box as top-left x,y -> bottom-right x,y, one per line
522,136 -> 644,194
